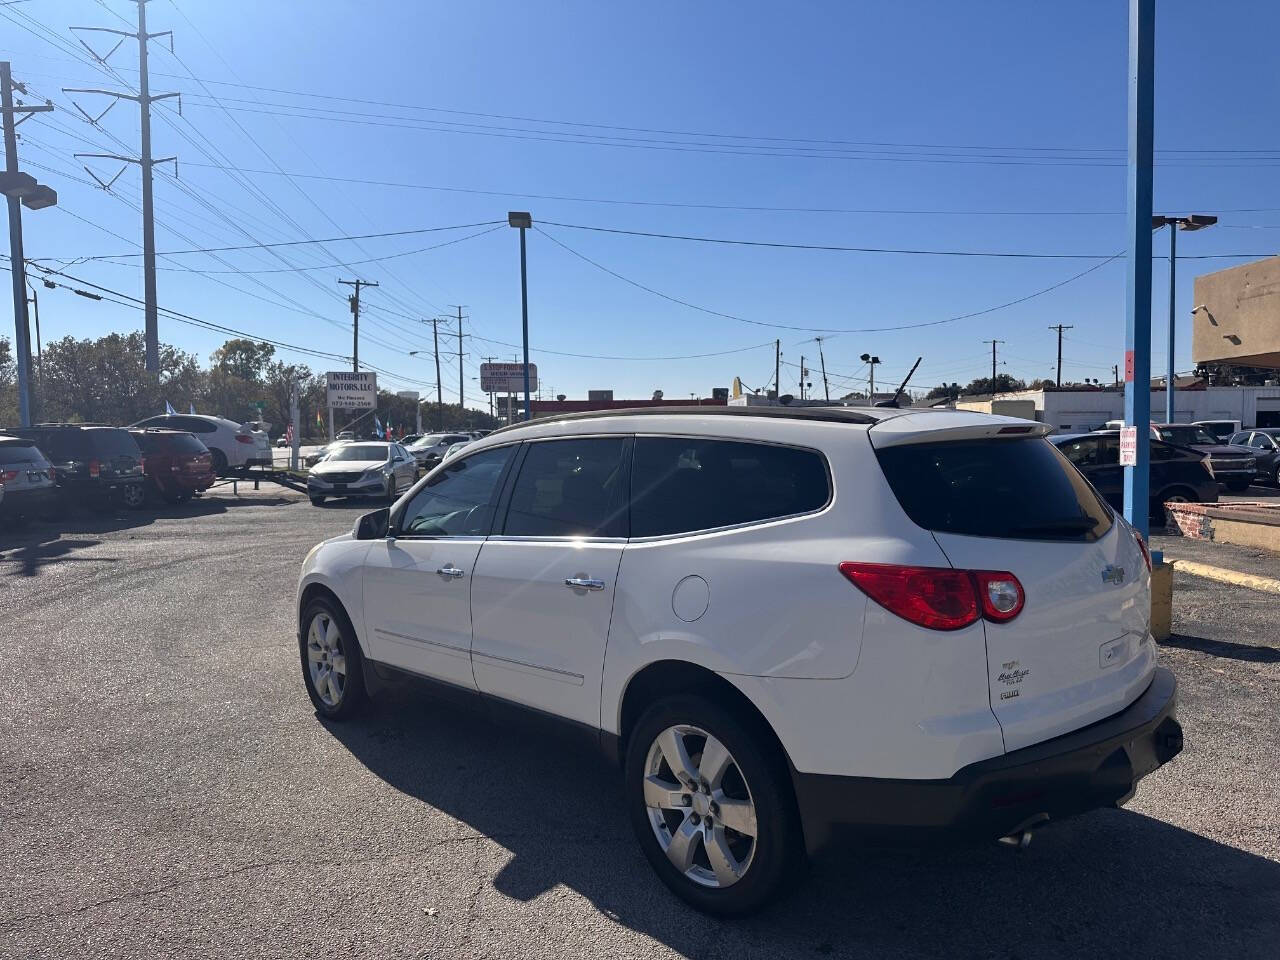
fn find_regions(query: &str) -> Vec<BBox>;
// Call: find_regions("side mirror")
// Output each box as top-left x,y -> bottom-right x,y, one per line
354,507 -> 391,540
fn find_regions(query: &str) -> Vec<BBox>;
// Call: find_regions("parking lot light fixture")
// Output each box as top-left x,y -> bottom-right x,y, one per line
1152,214 -> 1217,422
508,212 -> 533,421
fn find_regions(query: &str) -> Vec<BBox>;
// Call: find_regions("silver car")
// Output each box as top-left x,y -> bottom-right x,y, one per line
0,435 -> 58,523
307,442 -> 418,505
405,432 -> 472,469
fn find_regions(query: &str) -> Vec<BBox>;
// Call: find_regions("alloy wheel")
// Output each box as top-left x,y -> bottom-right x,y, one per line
306,611 -> 347,707
121,483 -> 145,508
643,724 -> 758,889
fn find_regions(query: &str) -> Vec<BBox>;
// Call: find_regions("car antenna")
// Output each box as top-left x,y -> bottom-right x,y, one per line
875,357 -> 923,408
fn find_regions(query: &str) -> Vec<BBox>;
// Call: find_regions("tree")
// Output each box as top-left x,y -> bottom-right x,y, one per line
0,336 -> 15,425
960,374 -> 1026,396
210,339 -> 275,381
925,382 -> 961,401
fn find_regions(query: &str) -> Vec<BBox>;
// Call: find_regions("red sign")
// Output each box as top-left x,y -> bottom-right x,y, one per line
1124,350 -> 1135,383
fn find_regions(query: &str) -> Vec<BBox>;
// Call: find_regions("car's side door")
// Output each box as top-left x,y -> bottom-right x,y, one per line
469,435 -> 631,726
389,444 -> 415,491
361,444 -> 519,689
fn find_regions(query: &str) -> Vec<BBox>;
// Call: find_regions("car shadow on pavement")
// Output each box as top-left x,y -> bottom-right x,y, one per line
325,681 -> 1280,959
1160,632 -> 1280,664
0,534 -> 109,577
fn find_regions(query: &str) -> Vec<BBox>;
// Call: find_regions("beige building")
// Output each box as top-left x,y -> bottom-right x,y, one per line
1193,255 -> 1280,368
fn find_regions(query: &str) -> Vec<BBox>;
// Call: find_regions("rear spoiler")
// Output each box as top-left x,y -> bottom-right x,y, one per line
868,411 -> 1053,448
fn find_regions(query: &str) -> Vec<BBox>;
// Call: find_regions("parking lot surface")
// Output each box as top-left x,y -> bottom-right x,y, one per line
2,489 -> 1277,959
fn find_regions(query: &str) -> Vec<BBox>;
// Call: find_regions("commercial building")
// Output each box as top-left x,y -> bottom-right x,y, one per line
1193,255 -> 1280,369
939,384 -> 1280,432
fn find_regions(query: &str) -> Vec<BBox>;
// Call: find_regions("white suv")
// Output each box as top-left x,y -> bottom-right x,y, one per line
296,407 -> 1182,914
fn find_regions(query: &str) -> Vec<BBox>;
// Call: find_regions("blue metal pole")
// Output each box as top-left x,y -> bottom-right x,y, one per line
1123,0 -> 1155,539
1165,225 -> 1176,424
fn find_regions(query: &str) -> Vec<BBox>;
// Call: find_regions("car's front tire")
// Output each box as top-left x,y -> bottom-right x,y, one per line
625,695 -> 804,915
299,596 -> 367,719
310,495 -> 325,506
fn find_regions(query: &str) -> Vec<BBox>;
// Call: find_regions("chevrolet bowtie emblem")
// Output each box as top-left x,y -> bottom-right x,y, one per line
1101,565 -> 1125,585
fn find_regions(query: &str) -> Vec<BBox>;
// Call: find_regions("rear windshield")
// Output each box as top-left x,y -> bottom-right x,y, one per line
89,429 -> 142,458
136,432 -> 206,455
0,442 -> 44,464
875,438 -> 1113,542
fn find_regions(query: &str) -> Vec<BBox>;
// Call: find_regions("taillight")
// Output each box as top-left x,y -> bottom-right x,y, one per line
235,434 -> 254,444
838,562 -> 1025,631
88,459 -> 101,478
1134,532 -> 1152,572
973,571 -> 1025,623
0,469 -> 17,483
48,468 -> 57,481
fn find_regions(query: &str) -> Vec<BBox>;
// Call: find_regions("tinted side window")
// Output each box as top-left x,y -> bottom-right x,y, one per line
1150,441 -> 1180,461
1057,437 -> 1100,466
397,445 -> 515,537
632,437 -> 830,537
91,430 -> 142,458
502,437 -> 628,538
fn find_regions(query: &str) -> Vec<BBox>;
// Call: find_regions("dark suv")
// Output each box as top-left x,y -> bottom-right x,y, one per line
129,429 -> 216,503
1150,423 -> 1256,492
1053,432 -> 1219,519
6,425 -> 147,510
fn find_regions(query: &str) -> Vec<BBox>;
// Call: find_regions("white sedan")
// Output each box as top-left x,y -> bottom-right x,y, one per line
307,442 -> 418,505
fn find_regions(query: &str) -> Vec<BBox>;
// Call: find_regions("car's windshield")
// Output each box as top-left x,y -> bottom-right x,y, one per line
327,444 -> 388,462
410,434 -> 445,447
1159,426 -> 1219,446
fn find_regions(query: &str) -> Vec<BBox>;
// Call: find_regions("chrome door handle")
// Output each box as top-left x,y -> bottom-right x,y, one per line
436,565 -> 465,579
564,577 -> 606,591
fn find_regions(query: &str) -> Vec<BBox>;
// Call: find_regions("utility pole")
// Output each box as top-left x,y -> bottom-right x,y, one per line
452,305 -> 467,420
860,353 -> 881,400
66,2 -> 178,375
483,356 -> 497,420
1113,363 -> 1120,389
983,340 -> 1005,389
799,355 -> 806,400
774,339 -> 780,402
2,61 -> 55,428
1048,324 -> 1073,387
816,337 -> 830,402
338,278 -> 377,371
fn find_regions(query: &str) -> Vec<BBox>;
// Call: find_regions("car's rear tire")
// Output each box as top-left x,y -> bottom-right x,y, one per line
1272,465 -> 1280,487
310,495 -> 325,506
299,595 -> 367,719
120,483 -> 146,510
210,447 -> 228,476
624,694 -> 804,915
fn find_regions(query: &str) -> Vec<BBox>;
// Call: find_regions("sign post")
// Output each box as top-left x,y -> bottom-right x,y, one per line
1122,0 -> 1155,539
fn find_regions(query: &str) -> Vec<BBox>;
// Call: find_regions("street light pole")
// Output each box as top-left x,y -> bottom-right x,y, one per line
509,212 -> 533,421
1152,214 -> 1216,423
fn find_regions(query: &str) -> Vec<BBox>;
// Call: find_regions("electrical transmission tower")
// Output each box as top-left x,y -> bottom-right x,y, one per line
66,0 -> 178,375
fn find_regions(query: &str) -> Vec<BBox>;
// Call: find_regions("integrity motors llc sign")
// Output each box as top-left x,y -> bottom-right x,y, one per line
326,371 -> 378,409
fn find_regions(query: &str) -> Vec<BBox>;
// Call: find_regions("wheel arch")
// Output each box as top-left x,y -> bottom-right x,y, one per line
298,580 -> 367,656
613,660 -> 793,772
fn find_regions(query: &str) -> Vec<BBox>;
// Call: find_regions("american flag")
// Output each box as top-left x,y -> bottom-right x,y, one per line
285,421 -> 294,447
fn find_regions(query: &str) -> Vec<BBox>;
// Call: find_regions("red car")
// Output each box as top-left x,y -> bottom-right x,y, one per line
128,428 -> 216,503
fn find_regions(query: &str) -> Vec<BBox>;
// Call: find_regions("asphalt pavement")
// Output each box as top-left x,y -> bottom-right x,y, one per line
1,486 -> 1277,959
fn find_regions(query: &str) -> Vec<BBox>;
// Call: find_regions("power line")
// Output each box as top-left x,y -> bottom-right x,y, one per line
536,224 -> 1125,333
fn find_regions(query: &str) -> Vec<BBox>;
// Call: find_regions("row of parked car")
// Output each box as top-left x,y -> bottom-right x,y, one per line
1051,420 -> 1280,520
0,414 -> 275,525
303,430 -> 488,506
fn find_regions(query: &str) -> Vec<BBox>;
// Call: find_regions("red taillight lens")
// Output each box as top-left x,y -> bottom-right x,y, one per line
88,459 -> 101,478
973,571 -> 1025,623
48,468 -> 57,481
839,562 -> 1025,630
0,469 -> 17,483
235,434 -> 254,444
1134,533 -> 1152,572
839,563 -> 979,631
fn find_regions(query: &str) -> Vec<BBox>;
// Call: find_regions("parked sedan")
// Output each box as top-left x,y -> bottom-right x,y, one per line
130,414 -> 272,475
1150,423 -> 1256,491
1228,428 -> 1280,486
1053,432 -> 1218,518
129,429 -> 216,503
307,442 -> 418,505
305,440 -> 351,468
0,435 -> 57,523
405,432 -> 472,469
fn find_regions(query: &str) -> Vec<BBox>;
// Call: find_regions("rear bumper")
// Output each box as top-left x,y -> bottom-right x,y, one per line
792,667 -> 1181,845
0,485 -> 56,515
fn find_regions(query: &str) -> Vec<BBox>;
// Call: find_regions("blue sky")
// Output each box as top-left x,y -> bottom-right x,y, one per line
4,0 -> 1280,408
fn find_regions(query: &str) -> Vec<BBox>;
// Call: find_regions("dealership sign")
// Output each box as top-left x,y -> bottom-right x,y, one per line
326,371 -> 378,409
480,362 -> 538,393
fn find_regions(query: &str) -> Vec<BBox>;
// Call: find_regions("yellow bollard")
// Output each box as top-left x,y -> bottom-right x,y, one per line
1150,560 -> 1173,642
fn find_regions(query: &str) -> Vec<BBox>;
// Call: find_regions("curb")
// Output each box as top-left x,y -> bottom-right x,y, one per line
1168,558 -> 1280,595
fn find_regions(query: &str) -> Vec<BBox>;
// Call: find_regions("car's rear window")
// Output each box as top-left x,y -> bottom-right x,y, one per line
136,432 -> 206,455
875,438 -> 1113,542
0,442 -> 44,464
89,429 -> 143,458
